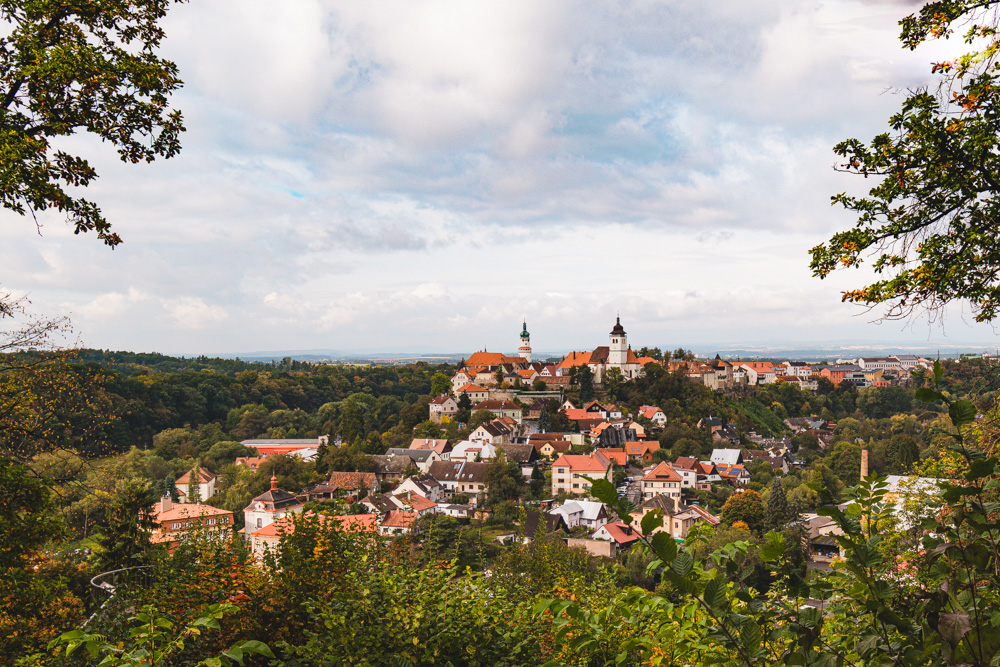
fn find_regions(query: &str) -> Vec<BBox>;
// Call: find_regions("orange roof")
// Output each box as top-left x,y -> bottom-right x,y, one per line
625,441 -> 660,456
463,352 -> 523,371
382,510 -> 418,529
151,502 -> 231,523
640,407 -> 663,419
565,408 -> 598,421
332,513 -> 379,532
235,456 -> 267,468
599,449 -> 628,466
642,462 -> 682,482
552,454 -> 610,473
176,468 -> 215,485
557,351 -> 593,369
457,383 -> 487,393
599,520 -> 642,545
394,492 -> 436,512
636,357 -> 660,367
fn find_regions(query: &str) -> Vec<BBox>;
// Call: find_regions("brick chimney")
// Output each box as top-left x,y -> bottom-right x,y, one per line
860,449 -> 869,479
160,494 -> 172,513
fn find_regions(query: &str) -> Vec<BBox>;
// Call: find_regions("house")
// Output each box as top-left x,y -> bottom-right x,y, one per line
409,438 -> 450,456
744,450 -> 789,474
384,448 -> 441,473
368,454 -> 416,484
593,521 -> 642,552
597,448 -> 628,466
450,370 -> 475,393
307,471 -> 378,501
716,464 -> 751,486
175,467 -> 216,503
624,441 -> 661,465
243,473 -> 305,533
449,440 -> 498,463
525,399 -> 548,420
472,400 -> 524,423
551,452 -> 612,496
666,463 -> 698,488
427,461 -> 491,505
455,383 -> 489,403
468,420 -> 513,446
535,439 -> 572,460
549,500 -> 609,530
638,406 -> 667,426
641,462 -> 683,508
239,437 -> 327,461
428,396 -> 459,424
150,495 -> 233,551
234,457 -> 266,471
496,443 -> 540,476
628,495 -> 720,540
710,449 -> 744,466
380,510 -> 419,536
389,491 -> 438,516
520,510 -> 571,544
394,474 -> 445,503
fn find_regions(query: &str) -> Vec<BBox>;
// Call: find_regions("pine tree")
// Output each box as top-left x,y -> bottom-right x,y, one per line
538,405 -> 551,432
765,477 -> 792,531
162,474 -> 179,503
188,461 -> 202,504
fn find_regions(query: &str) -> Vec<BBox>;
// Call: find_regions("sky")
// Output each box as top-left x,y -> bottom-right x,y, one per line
4,0 -> 1000,357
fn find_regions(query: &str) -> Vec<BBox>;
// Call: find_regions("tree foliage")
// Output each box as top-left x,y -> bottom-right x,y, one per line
811,1 -> 1000,322
1,0 -> 186,246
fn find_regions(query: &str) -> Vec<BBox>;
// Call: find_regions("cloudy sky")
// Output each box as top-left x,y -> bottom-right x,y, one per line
4,0 -> 998,357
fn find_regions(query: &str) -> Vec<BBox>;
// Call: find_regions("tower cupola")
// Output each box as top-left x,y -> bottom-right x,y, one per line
518,320 -> 532,362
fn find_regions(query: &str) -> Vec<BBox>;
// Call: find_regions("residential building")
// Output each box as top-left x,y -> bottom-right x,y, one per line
427,461 -> 491,505
551,452 -> 612,496
409,438 -> 450,456
641,462 -> 682,507
593,521 -> 642,552
150,495 -> 233,551
549,500 -> 609,530
307,471 -> 378,501
175,467 -> 216,503
428,396 -> 459,423
472,399 -> 524,423
448,440 -> 498,462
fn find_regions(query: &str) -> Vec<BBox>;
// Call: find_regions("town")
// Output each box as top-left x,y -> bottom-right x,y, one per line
145,317 -> 940,567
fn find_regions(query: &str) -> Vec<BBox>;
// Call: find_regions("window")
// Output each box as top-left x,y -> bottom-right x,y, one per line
256,518 -> 262,529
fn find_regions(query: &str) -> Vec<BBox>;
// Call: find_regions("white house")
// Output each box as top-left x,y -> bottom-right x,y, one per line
641,462 -> 683,508
176,467 -> 216,503
549,500 -> 609,531
449,440 -> 498,462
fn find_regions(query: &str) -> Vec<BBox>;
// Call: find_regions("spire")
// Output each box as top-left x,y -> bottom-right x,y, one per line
270,471 -> 278,491
520,320 -> 530,340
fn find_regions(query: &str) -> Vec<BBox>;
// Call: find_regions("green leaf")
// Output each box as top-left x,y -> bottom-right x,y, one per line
650,531 -> 677,562
234,640 -> 274,659
640,509 -> 663,535
933,359 -> 944,385
585,477 -> 618,506
672,550 -> 693,577
950,399 -> 977,428
966,456 -> 997,481
915,387 -> 944,403
703,575 -> 727,609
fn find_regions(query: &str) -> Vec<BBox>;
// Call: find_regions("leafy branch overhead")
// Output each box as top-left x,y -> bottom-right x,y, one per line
0,0 -> 186,247
810,1 -> 1000,322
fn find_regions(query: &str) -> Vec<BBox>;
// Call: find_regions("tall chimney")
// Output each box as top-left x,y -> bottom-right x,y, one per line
860,449 -> 869,479
161,494 -> 172,513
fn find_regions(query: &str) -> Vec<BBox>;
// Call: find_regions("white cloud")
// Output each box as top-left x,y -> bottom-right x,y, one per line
162,297 -> 230,330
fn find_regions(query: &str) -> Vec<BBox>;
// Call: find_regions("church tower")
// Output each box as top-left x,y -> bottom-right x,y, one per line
518,321 -> 532,362
609,316 -> 627,367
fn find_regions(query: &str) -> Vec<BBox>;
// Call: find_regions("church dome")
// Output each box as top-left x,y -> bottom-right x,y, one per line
610,316 -> 626,336
520,321 -> 530,340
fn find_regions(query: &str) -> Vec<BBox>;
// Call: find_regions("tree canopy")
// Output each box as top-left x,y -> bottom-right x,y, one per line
1,0 -> 185,246
811,1 -> 1000,322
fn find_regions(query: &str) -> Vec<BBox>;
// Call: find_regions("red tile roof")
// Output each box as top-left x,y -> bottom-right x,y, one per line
552,453 -> 610,473
642,461 -> 682,482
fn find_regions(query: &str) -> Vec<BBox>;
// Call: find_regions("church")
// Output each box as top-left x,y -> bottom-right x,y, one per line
555,317 -> 644,383
452,317 -> 647,391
